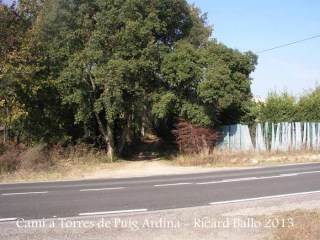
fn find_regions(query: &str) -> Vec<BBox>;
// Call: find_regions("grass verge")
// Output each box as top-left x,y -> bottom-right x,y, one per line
1,142 -> 320,183
0,143 -> 121,183
172,149 -> 320,167
274,209 -> 320,240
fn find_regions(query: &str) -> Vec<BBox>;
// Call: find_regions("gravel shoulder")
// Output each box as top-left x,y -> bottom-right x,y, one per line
83,160 -> 213,179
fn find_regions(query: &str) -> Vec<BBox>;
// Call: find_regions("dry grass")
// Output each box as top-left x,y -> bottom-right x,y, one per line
0,143 -> 115,183
274,210 -> 320,240
173,149 -> 320,167
1,142 -> 320,183
0,161 -> 126,183
0,142 -> 24,173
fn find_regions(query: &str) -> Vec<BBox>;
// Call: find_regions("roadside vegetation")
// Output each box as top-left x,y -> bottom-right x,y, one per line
274,210 -> 320,240
1,0 -> 320,179
173,150 -> 320,167
257,87 -> 320,123
0,0 -> 256,170
0,142 -> 114,181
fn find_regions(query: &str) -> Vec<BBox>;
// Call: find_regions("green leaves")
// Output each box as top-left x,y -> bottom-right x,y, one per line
152,92 -> 177,119
258,91 -> 298,123
298,86 -> 320,121
158,40 -> 257,126
198,62 -> 232,105
1,0 -> 258,154
180,102 -> 211,126
259,87 -> 320,123
161,41 -> 202,91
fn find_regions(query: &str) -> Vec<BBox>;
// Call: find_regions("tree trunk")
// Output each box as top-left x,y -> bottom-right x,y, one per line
3,123 -> 7,143
86,66 -> 116,161
94,111 -> 115,161
141,105 -> 147,137
117,115 -> 130,155
106,124 -> 115,161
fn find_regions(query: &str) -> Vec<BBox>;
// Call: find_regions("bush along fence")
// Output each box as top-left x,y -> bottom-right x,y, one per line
172,120 -> 220,154
218,122 -> 320,152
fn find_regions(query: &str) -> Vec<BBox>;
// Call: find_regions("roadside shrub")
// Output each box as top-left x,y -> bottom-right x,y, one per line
19,143 -> 100,171
0,143 -> 23,173
0,143 -> 4,155
298,86 -> 320,122
172,120 -> 220,154
258,91 -> 298,123
47,142 -> 110,164
20,144 -> 52,170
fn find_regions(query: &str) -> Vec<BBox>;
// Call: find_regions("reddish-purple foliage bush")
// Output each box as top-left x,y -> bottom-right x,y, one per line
172,120 -> 220,154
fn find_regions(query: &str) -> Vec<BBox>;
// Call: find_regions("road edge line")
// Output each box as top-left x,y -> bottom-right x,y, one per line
79,209 -> 148,216
209,190 -> 320,205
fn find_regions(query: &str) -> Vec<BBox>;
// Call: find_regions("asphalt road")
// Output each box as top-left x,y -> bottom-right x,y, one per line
0,162 -> 320,221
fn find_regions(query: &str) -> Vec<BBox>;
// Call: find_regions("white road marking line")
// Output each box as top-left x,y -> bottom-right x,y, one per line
80,187 -> 124,192
197,176 -> 282,185
1,191 -> 48,196
256,175 -> 285,180
197,170 -> 320,185
295,170 -> 320,175
197,177 -> 258,185
220,177 -> 258,183
280,173 -> 299,177
209,190 -> 320,205
0,218 -> 17,222
196,181 -> 218,185
154,182 -> 192,187
79,209 -> 148,216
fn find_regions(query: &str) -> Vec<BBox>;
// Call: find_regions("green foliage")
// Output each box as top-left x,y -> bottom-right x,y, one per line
298,86 -> 320,122
4,0 -> 320,160
161,41 -> 203,91
239,99 -> 260,126
0,0 -> 258,157
180,102 -> 211,126
200,42 -> 257,124
152,92 -> 178,119
0,0 -> 36,142
255,87 -> 320,124
258,91 -> 298,123
158,40 -> 257,126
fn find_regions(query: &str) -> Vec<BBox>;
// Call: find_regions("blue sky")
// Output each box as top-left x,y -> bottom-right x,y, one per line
3,0 -> 320,98
189,0 -> 320,98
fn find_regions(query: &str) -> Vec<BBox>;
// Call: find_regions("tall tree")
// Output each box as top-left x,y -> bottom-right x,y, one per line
199,41 -> 257,124
53,0 -> 204,159
0,0 -> 30,142
1,0 -> 258,159
153,40 -> 257,127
